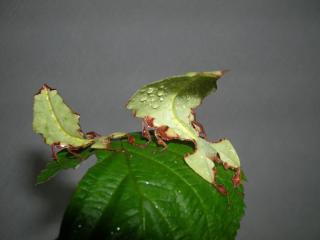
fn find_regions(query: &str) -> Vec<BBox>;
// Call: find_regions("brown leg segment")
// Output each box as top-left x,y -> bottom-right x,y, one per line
86,131 -> 101,139
51,144 -> 58,160
191,120 -> 207,138
232,168 -> 241,187
154,126 -> 171,149
127,134 -> 136,145
67,147 -> 82,159
211,168 -> 228,196
141,120 -> 152,142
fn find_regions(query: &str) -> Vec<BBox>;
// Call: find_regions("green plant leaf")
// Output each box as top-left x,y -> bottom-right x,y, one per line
33,85 -> 93,148
126,71 -> 240,183
58,133 -> 245,240
36,147 -> 94,184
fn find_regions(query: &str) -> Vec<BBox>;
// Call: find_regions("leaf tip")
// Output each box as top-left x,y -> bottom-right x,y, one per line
36,84 -> 55,95
210,69 -> 230,78
185,70 -> 230,78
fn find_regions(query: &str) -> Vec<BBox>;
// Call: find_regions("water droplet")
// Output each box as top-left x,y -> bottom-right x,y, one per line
149,96 -> 157,102
178,190 -> 181,193
78,224 -> 82,228
155,205 -> 159,209
116,227 -> 121,231
160,85 -> 165,89
159,97 -> 164,101
147,87 -> 154,94
145,181 -> 150,185
157,90 -> 164,96
140,96 -> 147,102
152,103 -> 159,109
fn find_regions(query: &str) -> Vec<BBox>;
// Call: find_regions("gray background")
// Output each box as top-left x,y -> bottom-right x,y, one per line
0,0 -> 319,239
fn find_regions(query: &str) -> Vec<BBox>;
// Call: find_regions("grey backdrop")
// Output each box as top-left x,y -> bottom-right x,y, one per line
1,0 -> 319,239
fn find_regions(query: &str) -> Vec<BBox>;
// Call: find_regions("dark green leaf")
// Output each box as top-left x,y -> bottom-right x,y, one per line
36,148 -> 94,184
58,133 -> 245,240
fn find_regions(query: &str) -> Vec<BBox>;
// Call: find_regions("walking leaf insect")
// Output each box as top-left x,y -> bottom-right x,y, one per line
33,71 -> 242,189
33,85 -> 135,161
127,70 -> 241,185
32,71 -> 245,240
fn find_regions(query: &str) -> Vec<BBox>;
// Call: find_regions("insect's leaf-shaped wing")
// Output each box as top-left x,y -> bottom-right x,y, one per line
127,71 -> 240,183
33,85 -> 93,147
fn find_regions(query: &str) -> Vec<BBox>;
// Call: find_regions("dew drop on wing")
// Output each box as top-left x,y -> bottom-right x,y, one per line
147,87 -> 154,94
157,90 -> 164,96
140,96 -> 147,102
149,96 -> 157,102
152,103 -> 159,109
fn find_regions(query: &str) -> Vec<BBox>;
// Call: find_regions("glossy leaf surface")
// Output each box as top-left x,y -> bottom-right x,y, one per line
58,133 -> 245,240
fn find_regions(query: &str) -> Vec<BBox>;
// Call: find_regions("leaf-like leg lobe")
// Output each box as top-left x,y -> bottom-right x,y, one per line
86,131 -> 101,139
154,127 -> 168,149
232,168 -> 241,187
127,134 -> 136,145
214,183 -> 228,196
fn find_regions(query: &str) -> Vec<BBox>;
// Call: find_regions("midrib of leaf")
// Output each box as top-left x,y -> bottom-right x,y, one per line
170,78 -> 198,139
123,151 -> 176,239
45,90 -> 83,140
124,151 -> 146,233
67,153 -> 117,235
72,150 -> 175,239
124,146 -> 213,239
170,77 -> 212,140
90,174 -> 130,236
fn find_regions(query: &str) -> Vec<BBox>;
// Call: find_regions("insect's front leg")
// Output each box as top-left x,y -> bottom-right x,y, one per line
67,147 -> 82,160
211,167 -> 228,196
50,144 -> 58,160
142,118 -> 152,142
